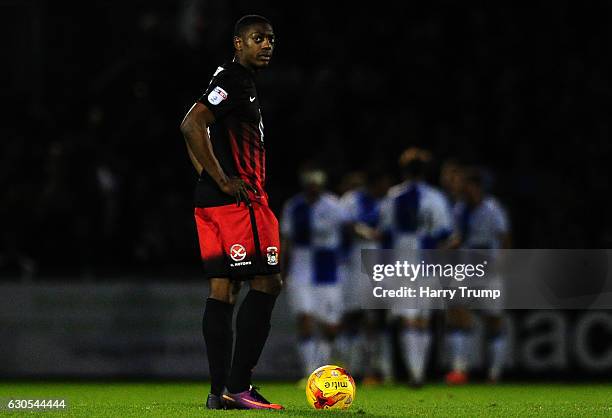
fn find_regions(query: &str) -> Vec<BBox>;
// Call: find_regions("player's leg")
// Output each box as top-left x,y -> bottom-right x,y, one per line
203,278 -> 238,408
318,321 -> 338,367
363,309 -> 393,384
287,278 -> 320,379
445,306 -> 472,385
318,305 -> 343,369
485,275 -> 507,382
337,257 -> 368,379
399,310 -> 431,386
484,312 -> 506,382
222,202 -> 286,409
223,274 -> 284,410
313,284 -> 343,368
337,310 -> 365,379
297,312 -> 319,378
226,274 -> 282,393
194,207 -> 238,408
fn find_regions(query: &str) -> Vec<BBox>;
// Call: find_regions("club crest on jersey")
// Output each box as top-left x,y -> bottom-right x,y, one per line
208,86 -> 228,105
266,246 -> 278,265
230,244 -> 247,262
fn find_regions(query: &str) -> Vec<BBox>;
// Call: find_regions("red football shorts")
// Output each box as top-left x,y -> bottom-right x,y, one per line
194,200 -> 281,279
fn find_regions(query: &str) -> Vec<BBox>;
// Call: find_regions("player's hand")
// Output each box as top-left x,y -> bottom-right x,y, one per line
354,222 -> 381,241
440,234 -> 462,249
219,177 -> 258,206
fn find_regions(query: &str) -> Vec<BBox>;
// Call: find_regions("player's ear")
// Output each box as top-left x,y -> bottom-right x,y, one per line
233,35 -> 242,52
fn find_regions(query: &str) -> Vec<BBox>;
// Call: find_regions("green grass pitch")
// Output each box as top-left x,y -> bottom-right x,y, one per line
0,381 -> 610,417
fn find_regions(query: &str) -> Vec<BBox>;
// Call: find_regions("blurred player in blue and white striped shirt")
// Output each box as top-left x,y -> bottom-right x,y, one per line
379,148 -> 453,386
445,166 -> 511,384
339,167 -> 392,382
281,167 -> 349,380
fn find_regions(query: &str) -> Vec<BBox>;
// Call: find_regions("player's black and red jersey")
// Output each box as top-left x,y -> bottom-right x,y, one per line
195,61 -> 267,207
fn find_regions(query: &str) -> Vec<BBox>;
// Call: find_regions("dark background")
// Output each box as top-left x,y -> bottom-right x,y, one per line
2,0 -> 611,279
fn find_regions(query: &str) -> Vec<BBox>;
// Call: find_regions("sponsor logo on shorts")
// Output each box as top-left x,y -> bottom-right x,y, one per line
230,244 -> 247,262
266,246 -> 278,265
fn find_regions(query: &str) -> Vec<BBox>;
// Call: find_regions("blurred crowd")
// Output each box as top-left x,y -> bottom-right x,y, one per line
2,1 -> 611,278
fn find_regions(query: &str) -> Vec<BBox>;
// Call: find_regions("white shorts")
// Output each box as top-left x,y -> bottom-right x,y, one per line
287,279 -> 344,325
447,274 -> 505,315
342,244 -> 377,312
392,306 -> 432,320
286,247 -> 346,324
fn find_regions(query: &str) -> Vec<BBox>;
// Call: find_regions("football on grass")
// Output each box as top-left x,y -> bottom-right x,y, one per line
305,365 -> 356,410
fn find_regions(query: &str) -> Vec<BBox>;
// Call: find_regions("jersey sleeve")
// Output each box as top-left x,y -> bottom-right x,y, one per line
376,196 -> 395,249
429,193 -> 453,240
334,198 -> 352,225
340,192 -> 359,223
378,197 -> 393,231
320,196 -> 349,228
492,202 -> 510,235
197,71 -> 239,120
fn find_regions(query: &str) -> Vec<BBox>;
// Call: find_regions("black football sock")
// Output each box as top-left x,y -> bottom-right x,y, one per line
227,290 -> 277,393
203,298 -> 234,396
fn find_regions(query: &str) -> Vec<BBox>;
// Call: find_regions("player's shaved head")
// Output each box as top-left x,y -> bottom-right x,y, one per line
234,15 -> 272,38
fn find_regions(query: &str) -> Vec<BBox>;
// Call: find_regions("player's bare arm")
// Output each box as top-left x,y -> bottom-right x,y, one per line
353,222 -> 381,241
439,232 -> 462,249
180,102 -> 256,205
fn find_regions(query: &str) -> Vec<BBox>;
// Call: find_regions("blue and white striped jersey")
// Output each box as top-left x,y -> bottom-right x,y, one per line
281,192 -> 348,284
379,181 -> 453,249
454,196 -> 509,250
340,189 -> 382,250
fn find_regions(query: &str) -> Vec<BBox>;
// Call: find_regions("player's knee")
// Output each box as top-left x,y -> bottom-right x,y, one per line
268,275 -> 283,295
208,278 -> 234,303
297,313 -> 315,337
322,323 -> 339,340
415,317 -> 429,329
403,317 -> 428,330
252,274 -> 283,295
342,311 -> 363,334
447,308 -> 472,329
486,316 -> 504,335
209,290 -> 234,304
